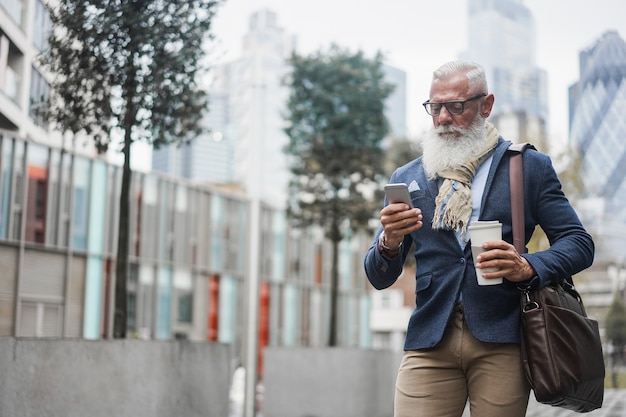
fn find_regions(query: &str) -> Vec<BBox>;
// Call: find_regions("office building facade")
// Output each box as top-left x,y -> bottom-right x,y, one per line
0,131 -> 372,352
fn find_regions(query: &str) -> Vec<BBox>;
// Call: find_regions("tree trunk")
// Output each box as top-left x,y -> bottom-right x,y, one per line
113,69 -> 138,338
328,212 -> 342,347
113,127 -> 132,338
328,237 -> 339,346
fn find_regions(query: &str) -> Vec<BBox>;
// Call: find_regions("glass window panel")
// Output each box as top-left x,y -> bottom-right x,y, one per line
83,255 -> 103,339
141,176 -> 159,260
222,199 -> 246,273
177,293 -> 192,324
218,275 -> 237,344
28,66 -> 49,126
158,182 -> 171,260
32,0 -> 52,51
175,185 -> 187,212
127,292 -> 137,333
210,194 -> 223,270
11,140 -> 25,241
87,160 -> 106,253
58,152 -> 72,247
24,143 -> 49,244
0,0 -> 23,24
106,165 -> 120,255
127,262 -> 139,332
0,138 -> 14,239
282,283 -> 298,346
173,185 -> 189,263
47,150 -> 60,245
129,172 -> 141,257
72,157 -> 90,250
174,268 -> 192,323
186,189 -> 199,265
272,211 -> 286,280
156,266 -> 172,340
138,264 -> 154,337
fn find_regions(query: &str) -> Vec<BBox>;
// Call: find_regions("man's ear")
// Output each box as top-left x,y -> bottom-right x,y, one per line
482,93 -> 495,118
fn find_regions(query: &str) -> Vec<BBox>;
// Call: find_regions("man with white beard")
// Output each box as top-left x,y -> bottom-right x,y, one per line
364,61 -> 594,417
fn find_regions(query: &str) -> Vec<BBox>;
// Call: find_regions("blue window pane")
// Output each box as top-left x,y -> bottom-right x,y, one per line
156,267 -> 172,339
72,157 -> 90,250
0,139 -> 14,239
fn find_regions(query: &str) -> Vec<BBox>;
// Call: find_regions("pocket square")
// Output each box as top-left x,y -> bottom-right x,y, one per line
408,180 -> 420,192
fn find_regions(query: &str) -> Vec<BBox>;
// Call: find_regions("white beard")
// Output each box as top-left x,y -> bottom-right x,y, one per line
421,117 -> 488,179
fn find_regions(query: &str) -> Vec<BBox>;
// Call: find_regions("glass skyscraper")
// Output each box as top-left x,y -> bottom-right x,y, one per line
569,30 -> 626,261
460,0 -> 549,151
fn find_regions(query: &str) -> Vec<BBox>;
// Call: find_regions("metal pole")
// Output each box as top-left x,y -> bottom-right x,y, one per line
244,198 -> 261,417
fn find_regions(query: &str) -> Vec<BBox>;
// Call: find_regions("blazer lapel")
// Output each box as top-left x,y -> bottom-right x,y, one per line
419,162 -> 439,200
480,138 -> 511,214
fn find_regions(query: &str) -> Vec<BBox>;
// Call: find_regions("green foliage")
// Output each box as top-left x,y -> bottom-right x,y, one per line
39,0 -> 219,152
283,44 -> 394,241
283,45 -> 393,346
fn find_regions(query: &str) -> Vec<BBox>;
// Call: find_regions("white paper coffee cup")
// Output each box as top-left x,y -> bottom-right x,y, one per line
468,221 -> 503,285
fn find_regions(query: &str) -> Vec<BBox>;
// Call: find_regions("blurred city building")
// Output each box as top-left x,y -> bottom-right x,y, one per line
460,0 -> 549,152
567,31 -> 626,330
0,0 -> 98,156
381,64 -> 408,139
153,8 -> 411,352
153,9 -> 291,208
152,9 -> 408,210
0,2 -> 375,390
151,10 -> 409,352
569,30 -> 626,265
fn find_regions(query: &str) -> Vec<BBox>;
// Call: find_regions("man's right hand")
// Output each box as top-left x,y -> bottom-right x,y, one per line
380,203 -> 423,247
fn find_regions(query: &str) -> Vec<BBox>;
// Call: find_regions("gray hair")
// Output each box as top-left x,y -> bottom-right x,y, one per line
432,61 -> 488,94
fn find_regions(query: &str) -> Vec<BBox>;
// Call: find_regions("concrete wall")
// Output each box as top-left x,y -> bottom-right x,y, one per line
0,338 -> 230,417
263,347 -> 401,417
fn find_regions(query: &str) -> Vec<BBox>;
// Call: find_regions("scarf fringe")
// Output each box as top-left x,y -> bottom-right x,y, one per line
431,122 -> 500,235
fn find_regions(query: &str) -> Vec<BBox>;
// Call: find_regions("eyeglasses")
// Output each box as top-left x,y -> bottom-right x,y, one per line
422,93 -> 487,116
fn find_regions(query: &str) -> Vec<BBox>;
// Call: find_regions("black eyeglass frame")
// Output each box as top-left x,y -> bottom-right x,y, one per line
422,93 -> 487,116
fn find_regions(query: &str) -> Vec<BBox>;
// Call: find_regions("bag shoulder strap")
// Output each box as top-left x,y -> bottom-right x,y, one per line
509,144 -> 578,292
508,143 -> 534,253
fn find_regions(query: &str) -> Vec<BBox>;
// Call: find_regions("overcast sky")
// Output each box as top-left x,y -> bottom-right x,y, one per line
208,0 -> 626,149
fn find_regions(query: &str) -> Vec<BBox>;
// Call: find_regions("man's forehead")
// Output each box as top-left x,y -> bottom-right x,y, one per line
430,73 -> 470,99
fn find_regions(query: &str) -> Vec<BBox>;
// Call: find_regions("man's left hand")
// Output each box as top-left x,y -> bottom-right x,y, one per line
475,241 -> 536,282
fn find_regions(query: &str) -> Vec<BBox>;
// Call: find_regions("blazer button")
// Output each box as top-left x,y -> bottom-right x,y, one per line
460,258 -> 466,264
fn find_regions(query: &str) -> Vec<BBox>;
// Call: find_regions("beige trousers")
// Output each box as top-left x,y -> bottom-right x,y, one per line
394,306 -> 531,417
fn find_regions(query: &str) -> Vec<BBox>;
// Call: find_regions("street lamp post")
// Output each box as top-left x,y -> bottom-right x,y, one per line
244,198 -> 261,417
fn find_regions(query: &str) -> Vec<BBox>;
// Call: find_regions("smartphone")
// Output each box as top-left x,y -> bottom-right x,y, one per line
384,183 -> 413,208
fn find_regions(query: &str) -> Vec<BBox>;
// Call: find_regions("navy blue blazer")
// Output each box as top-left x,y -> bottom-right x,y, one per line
364,138 -> 594,350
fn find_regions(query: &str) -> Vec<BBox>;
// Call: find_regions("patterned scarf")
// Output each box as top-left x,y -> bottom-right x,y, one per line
431,122 -> 500,236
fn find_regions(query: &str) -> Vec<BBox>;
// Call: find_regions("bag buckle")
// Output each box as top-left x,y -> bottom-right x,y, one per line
522,290 -> 539,311
518,279 -> 540,311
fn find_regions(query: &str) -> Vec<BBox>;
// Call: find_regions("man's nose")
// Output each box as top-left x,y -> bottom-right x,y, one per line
436,105 -> 453,124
